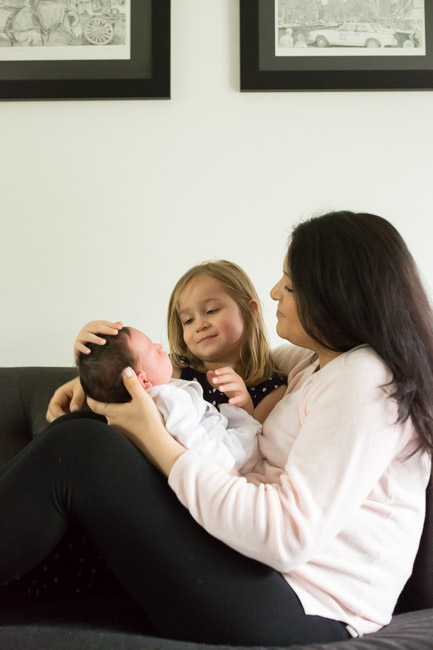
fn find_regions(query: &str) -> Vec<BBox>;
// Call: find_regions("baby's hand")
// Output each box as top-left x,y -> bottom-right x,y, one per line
207,367 -> 254,414
74,320 -> 123,360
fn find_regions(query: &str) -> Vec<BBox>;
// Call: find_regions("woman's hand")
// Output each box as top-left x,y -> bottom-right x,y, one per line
46,377 -> 85,422
87,368 -> 186,477
74,320 -> 123,360
207,368 -> 254,414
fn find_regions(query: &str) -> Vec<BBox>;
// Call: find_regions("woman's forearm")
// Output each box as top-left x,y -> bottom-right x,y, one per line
126,419 -> 186,477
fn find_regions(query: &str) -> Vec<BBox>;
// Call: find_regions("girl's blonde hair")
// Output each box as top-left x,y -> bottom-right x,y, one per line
167,260 -> 281,386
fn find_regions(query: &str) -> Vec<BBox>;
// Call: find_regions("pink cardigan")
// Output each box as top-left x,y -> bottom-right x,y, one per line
168,345 -> 431,636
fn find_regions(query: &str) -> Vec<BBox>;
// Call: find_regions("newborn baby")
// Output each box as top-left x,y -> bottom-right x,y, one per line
77,327 -> 261,473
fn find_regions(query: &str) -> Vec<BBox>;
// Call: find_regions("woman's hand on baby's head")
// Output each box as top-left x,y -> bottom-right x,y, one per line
87,368 -> 185,477
87,368 -> 164,437
207,368 -> 254,414
74,320 -> 123,359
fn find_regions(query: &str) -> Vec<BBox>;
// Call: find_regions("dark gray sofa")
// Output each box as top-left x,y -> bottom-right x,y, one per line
0,366 -> 432,650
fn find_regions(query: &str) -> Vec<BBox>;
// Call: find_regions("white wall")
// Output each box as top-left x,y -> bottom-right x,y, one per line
1,0 -> 433,367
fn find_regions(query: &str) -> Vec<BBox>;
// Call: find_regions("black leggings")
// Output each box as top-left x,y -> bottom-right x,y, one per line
0,417 -> 349,646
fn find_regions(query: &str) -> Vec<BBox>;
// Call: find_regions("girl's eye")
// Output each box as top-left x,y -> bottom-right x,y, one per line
183,318 -> 193,326
284,285 -> 294,293
207,308 -> 220,315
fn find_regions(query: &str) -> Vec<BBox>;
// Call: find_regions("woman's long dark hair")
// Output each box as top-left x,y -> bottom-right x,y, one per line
288,210 -> 433,458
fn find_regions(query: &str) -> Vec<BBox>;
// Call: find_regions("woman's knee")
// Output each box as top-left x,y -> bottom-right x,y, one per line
40,418 -> 139,472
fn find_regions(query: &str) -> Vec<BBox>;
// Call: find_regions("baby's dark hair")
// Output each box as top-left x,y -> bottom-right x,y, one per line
77,327 -> 135,403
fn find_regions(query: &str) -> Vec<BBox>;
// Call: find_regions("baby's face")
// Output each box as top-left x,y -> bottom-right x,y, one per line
128,328 -> 173,386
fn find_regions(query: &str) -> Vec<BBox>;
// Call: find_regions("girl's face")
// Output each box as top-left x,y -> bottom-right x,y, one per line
177,275 -> 246,370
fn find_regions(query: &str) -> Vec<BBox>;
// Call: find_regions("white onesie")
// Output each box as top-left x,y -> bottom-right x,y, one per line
147,378 -> 262,473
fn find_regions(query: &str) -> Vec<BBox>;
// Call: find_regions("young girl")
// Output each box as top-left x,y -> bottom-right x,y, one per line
47,260 -> 287,424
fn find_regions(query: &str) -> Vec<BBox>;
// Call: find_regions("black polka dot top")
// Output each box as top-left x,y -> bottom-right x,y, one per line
179,366 -> 286,410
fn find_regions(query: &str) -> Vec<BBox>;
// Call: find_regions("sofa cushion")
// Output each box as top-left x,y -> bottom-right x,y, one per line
0,608 -> 431,650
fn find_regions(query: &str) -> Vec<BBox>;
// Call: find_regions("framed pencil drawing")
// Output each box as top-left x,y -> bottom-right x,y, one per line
240,0 -> 433,91
0,0 -> 170,101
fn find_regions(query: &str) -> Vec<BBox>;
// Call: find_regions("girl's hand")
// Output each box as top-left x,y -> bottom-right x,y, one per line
87,368 -> 185,477
207,368 -> 254,415
74,320 -> 123,360
46,377 -> 85,422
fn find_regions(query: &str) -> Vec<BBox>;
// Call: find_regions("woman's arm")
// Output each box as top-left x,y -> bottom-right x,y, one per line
168,351 -> 418,572
87,368 -> 186,477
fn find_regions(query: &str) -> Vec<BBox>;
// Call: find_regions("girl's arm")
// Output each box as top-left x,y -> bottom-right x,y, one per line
207,368 -> 254,414
74,320 -> 123,359
252,384 -> 287,423
46,376 -> 85,421
207,368 -> 286,423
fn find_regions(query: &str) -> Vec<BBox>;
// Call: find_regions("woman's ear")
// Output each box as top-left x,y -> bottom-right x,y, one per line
248,299 -> 259,319
137,371 -> 153,390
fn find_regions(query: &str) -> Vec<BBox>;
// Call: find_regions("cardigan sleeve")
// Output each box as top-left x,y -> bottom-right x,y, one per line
168,349 -> 418,572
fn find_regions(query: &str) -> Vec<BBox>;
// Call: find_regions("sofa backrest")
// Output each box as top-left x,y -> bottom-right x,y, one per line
0,366 -> 78,464
394,476 -> 433,613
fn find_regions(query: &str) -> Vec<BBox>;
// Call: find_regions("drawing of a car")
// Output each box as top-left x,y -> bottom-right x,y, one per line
308,22 -> 398,48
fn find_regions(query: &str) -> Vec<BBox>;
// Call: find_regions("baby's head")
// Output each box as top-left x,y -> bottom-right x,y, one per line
77,327 -> 173,403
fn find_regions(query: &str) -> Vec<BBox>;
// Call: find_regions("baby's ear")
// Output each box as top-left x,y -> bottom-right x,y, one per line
137,371 -> 153,390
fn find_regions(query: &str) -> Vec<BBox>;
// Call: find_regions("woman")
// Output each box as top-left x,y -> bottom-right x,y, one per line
1,211 -> 432,646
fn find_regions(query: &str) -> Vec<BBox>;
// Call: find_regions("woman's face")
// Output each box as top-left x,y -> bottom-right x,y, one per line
271,256 -> 344,367
270,262 -> 316,351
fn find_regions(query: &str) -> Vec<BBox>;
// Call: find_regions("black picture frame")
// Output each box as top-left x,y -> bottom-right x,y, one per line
240,0 -> 433,91
0,0 -> 170,101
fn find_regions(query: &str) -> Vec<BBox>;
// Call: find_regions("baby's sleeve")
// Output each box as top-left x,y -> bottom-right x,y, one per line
219,404 -> 262,472
152,385 -> 237,473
